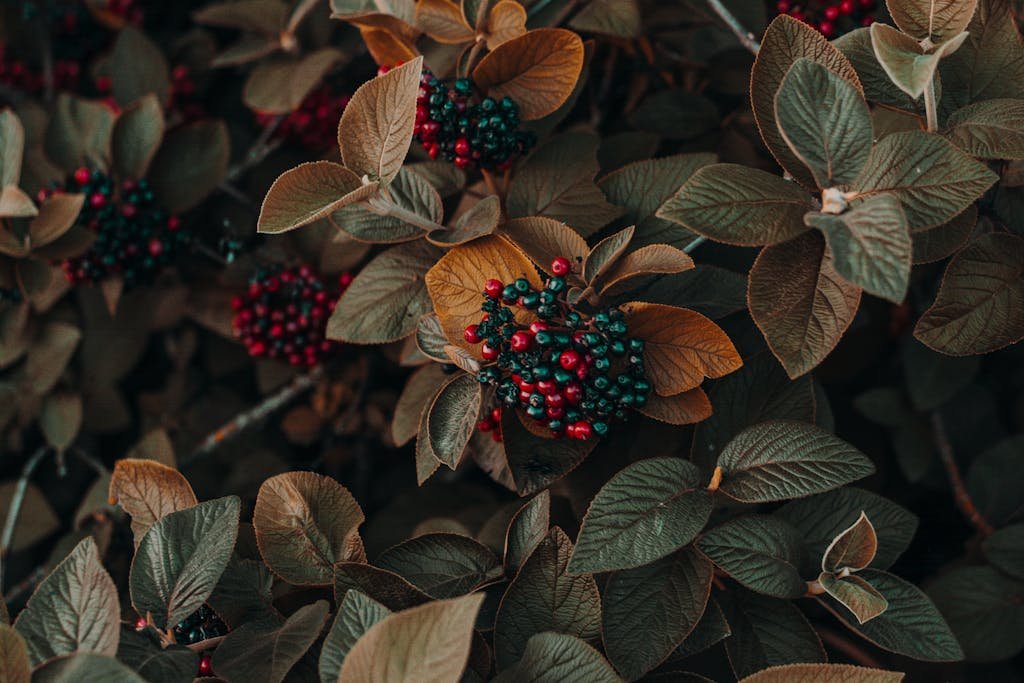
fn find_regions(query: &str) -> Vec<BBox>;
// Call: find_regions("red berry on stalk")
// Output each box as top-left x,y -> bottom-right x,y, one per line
134,617 -> 147,630
482,342 -> 499,360
564,383 -> 582,404
198,654 -> 213,676
839,0 -> 856,14
546,392 -> 564,408
536,379 -> 556,396
510,331 -> 532,352
824,5 -> 840,20
819,20 -> 835,37
464,324 -> 481,344
73,167 -> 91,185
529,321 -> 548,335
478,419 -> 494,432
559,350 -> 581,371
859,0 -> 875,8
570,421 -> 592,440
484,279 -> 503,298
551,256 -> 571,276
491,407 -> 502,422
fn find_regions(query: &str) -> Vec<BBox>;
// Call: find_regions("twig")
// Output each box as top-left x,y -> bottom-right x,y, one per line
706,0 -> 761,55
181,366 -> 326,466
527,0 -> 557,19
0,447 -> 50,591
71,446 -> 108,476
930,413 -> 994,537
3,565 -> 47,605
684,236 -> 706,254
226,118 -> 285,182
818,627 -> 885,669
218,180 -> 259,212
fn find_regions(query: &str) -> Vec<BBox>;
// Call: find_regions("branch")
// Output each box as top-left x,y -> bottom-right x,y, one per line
0,447 -> 50,591
181,366 -> 325,466
930,412 -> 994,537
817,626 -> 885,669
684,236 -> 707,254
706,0 -> 761,55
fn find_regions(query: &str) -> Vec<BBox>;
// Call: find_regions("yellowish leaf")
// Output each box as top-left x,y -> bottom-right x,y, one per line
108,459 -> 198,546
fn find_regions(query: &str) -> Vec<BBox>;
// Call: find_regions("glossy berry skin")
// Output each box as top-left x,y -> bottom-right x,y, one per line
464,324 -> 482,344
198,654 -> 213,676
774,0 -> 878,37
484,279 -> 503,298
171,605 -> 227,647
510,331 -> 532,352
551,256 -> 571,276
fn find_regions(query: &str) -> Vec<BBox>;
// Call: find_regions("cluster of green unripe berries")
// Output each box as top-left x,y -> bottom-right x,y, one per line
464,257 -> 651,441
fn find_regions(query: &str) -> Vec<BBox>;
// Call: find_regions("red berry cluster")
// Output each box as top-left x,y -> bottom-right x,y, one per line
232,266 -> 352,367
255,85 -> 351,151
774,0 -> 877,37
477,406 -> 504,443
0,45 -> 83,96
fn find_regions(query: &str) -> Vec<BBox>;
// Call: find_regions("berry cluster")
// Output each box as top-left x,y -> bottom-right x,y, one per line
406,65 -> 535,171
464,257 -> 651,441
0,45 -> 83,96
43,168 -> 185,288
256,85 -> 351,151
231,266 -> 352,367
171,604 -> 227,646
477,406 -> 504,443
774,0 -> 877,37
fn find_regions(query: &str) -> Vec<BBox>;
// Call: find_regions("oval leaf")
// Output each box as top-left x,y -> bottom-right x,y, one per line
697,515 -> 806,599
258,161 -> 376,234
427,373 -> 483,469
108,458 -> 197,547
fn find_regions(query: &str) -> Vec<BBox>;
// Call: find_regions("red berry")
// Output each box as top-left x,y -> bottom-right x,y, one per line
859,0 -> 875,8
518,380 -> 536,394
89,192 -> 106,208
529,321 -> 548,335
377,65 -> 391,76
536,379 -> 556,396
824,6 -> 840,20
478,419 -> 494,432
861,14 -> 875,25
510,331 -> 532,352
454,138 -> 471,156
454,156 -> 472,169
819,20 -> 835,37
134,617 -> 147,630
491,407 -> 502,422
565,423 -> 577,439
73,167 -> 90,185
481,342 -> 499,360
559,350 -> 581,371
776,0 -> 790,11
546,405 -> 564,419
121,203 -> 138,219
564,383 -> 582,404
551,256 -> 571,276
484,279 -> 503,298
570,421 -> 592,440
198,654 -> 213,676
147,238 -> 164,257
839,0 -> 855,14
166,216 -> 181,231
546,393 -> 564,409
464,324 -> 481,344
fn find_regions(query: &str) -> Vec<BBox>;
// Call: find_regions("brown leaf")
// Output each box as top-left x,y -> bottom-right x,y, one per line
748,231 -> 862,379
0,186 -> 37,219
360,27 -> 420,74
425,235 -> 543,355
500,216 -> 588,285
484,0 -> 527,49
28,194 -> 84,248
39,392 -> 82,454
243,48 -> 346,114
393,364 -> 449,446
416,0 -> 475,43
427,194 -> 500,246
0,624 -> 30,683
108,458 -> 198,546
126,428 -> 176,467
472,28 -> 585,120
583,226 -> 634,285
258,161 -> 377,234
597,244 -> 694,295
635,387 -> 712,425
622,302 -> 743,396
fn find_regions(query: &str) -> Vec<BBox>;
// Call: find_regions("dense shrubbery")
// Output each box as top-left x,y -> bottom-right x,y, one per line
1,0 -> 1023,681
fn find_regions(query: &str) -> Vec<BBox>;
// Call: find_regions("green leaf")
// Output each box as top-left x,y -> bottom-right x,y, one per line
116,627 -> 198,681
258,162 -> 377,234
45,95 -> 115,171
751,15 -> 863,189
928,565 -> 1024,662
339,56 -> 423,185
0,109 -> 25,187
625,265 -> 747,320
718,588 -> 825,679
39,392 -> 82,454
819,569 -> 963,662
739,663 -> 904,683
912,205 -> 975,264
914,232 -> 1024,355
213,600 -> 330,683
328,241 -> 442,344
835,27 -> 935,114
333,562 -> 433,612
500,409 -> 597,496
870,23 -> 944,99
110,26 -> 171,107
333,166 -> 442,243
852,130 -> 998,231
375,533 -> 501,598
339,594 -> 485,682
569,0 -> 640,38
670,597 -> 730,660
717,421 -> 875,503
775,59 -> 873,188
657,164 -> 811,247
253,471 -> 365,586
887,0 -> 978,44
819,572 -> 889,625
428,194 -> 500,246
806,194 -> 911,303
0,624 -> 30,683
496,632 -> 622,683
568,458 -> 713,574
111,95 -> 165,180
583,226 -> 634,284
901,338 -> 979,411
148,120 -> 230,213
982,523 -> 1024,580
319,591 -> 390,683
505,490 -> 550,575
968,436 -> 1024,527
629,90 -> 719,142
129,496 -> 240,629
207,557 -> 278,629
697,515 -> 806,599
243,48 -> 345,114
14,538 -> 119,666
494,528 -> 602,670
427,374 -> 483,469
32,654 -> 146,683
945,99 -> 1024,159
602,548 -> 712,680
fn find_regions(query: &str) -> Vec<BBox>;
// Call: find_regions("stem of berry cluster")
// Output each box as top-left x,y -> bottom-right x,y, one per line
706,0 -> 762,55
683,236 -> 707,254
0,446 -> 50,592
930,412 -> 994,537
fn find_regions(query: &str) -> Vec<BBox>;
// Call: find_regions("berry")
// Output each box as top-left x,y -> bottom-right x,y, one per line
171,605 -> 227,647
481,342 -> 499,361
484,278 -> 503,298
551,256 -> 571,276
464,324 -> 481,344
198,654 -> 213,676
256,84 -> 351,151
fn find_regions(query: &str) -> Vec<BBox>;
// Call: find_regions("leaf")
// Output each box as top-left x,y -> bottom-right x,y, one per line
375,533 -> 500,598
739,663 -> 904,683
835,27 -> 934,114
748,231 -> 862,379
192,0 -> 289,33
869,23 -> 947,99
32,654 -> 146,683
914,232 -> 1024,355
853,131 -> 998,231
148,120 -> 230,213
207,557 -> 278,630
819,569 -> 963,661
501,409 -> 598,495
657,164 -> 811,247
775,59 -> 873,188
500,217 -> 588,284
253,471 -> 365,586
822,511 -> 878,573
108,458 -> 197,546
416,0 -> 474,43
258,162 -> 375,234
429,195 -> 500,246
213,600 -> 330,683
45,95 -> 115,171
982,523 -> 1024,580
944,99 -> 1024,159
819,572 -> 889,625
718,588 -> 825,679
493,528 -> 602,669
415,313 -> 449,362
716,421 -> 875,503
116,628 -> 198,681
621,302 -> 742,396
635,387 -> 712,426
504,491 -> 550,575
598,244 -> 694,294
333,562 -> 433,612
887,0 -> 978,43
111,95 -> 165,180
129,497 -> 240,629
671,597 -> 730,660
927,565 -> 1024,662
806,194 -> 911,303
629,91 -> 719,142
568,458 -> 714,574
967,435 -> 1024,527
329,241 -> 442,344
359,26 -> 419,68
0,624 -> 30,683
505,132 -> 622,236
38,392 -> 81,453
0,109 -> 24,186
602,548 -> 712,680
14,538 -> 119,666
425,235 -> 543,354
569,0 -> 640,38
697,515 -> 806,599
583,226 -> 634,284
244,48 -> 345,114
393,364 -> 449,446
751,15 -> 863,189
333,165 -> 441,242
0,482 -> 59,553
496,632 -> 621,683
627,266 -> 747,320
0,186 -> 36,220
338,594 -> 485,682
320,591 -> 391,683
484,0 -> 527,49
110,26 -> 170,106
339,56 -> 423,185
472,28 -> 585,120
426,374 -> 483,469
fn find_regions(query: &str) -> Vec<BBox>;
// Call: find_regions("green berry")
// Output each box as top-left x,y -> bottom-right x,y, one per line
594,357 -> 611,372
629,338 -> 645,353
593,375 -> 611,391
592,421 -> 609,436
